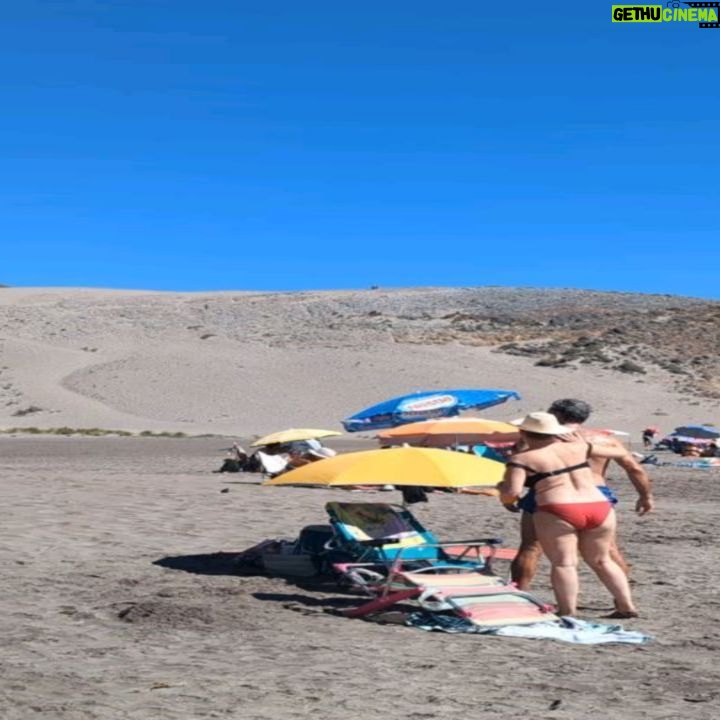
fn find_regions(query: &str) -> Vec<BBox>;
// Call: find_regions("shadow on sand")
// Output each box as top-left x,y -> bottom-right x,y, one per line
153,552 -> 260,576
251,591 -> 361,612
153,554 -> 361,606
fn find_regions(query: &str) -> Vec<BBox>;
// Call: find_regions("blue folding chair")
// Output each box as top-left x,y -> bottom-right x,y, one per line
325,501 -> 502,593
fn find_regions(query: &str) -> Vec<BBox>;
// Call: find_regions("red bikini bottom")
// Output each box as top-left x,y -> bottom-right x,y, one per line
537,501 -> 612,531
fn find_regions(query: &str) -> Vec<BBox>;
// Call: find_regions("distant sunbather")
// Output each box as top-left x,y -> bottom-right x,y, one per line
214,443 -> 249,473
681,443 -> 702,458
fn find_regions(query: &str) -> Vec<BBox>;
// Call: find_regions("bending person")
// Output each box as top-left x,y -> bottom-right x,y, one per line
498,412 -> 638,619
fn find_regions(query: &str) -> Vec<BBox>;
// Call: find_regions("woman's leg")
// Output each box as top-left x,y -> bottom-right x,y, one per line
533,512 -> 579,616
609,537 -> 630,577
578,511 -> 637,615
511,511 -> 544,590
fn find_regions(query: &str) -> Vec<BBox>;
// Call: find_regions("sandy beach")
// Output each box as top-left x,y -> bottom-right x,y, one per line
1,435 -> 719,720
1,287 -> 719,719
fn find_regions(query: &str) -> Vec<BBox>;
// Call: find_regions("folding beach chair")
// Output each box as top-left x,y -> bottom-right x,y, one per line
343,568 -> 557,629
325,502 -> 503,592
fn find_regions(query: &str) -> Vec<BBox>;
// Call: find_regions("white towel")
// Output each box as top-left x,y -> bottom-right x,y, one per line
493,616 -> 651,645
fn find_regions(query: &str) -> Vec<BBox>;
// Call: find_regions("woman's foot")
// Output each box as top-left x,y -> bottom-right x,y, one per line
604,609 -> 639,619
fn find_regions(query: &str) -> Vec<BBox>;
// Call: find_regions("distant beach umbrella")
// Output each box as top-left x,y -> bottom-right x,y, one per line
672,425 -> 720,440
342,389 -> 520,433
251,428 -> 342,447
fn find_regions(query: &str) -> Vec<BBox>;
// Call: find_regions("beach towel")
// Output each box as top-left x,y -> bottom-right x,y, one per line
642,456 -> 720,469
493,617 -> 652,644
406,612 -> 652,644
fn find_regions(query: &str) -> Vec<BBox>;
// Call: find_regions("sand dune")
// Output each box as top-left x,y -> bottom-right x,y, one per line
0,287 -> 717,437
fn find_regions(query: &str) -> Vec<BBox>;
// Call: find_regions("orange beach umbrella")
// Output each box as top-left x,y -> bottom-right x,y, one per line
377,417 -> 519,448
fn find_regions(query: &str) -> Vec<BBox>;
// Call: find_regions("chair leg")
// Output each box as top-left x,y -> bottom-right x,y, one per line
343,588 -> 420,618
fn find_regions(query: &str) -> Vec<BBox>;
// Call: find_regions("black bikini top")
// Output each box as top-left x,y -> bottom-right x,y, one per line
507,443 -> 593,489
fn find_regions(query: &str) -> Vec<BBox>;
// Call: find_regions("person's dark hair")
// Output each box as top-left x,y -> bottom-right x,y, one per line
521,429 -> 556,441
547,398 -> 591,424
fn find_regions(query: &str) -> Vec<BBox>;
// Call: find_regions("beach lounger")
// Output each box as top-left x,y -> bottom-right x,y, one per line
343,568 -> 557,628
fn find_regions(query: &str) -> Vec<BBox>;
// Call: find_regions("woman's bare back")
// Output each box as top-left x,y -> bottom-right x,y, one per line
511,440 -> 606,504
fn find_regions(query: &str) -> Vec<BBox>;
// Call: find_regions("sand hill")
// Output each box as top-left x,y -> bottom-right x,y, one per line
0,286 -> 718,437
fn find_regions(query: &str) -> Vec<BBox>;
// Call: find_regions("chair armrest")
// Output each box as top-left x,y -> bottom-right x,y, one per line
357,538 -> 393,548
436,538 -> 503,547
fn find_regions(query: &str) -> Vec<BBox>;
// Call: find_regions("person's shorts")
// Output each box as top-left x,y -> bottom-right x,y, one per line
598,485 -> 619,505
517,491 -> 538,514
519,485 -> 618,514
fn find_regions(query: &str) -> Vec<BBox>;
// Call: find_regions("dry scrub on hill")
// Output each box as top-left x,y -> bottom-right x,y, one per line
312,289 -> 720,399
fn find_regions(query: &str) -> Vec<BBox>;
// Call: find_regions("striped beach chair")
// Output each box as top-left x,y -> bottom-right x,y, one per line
344,569 -> 557,628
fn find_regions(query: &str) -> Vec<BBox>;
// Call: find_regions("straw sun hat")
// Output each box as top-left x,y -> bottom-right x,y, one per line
512,411 -> 572,436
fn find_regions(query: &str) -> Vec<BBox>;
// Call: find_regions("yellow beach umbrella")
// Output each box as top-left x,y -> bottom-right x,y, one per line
250,428 -> 342,447
263,446 -> 505,488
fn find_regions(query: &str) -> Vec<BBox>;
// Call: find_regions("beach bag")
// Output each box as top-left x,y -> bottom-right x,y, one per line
401,486 -> 429,505
218,458 -> 242,473
261,542 -> 319,578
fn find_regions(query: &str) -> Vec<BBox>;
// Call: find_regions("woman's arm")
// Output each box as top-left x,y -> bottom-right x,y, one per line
614,453 -> 654,515
497,463 -> 526,505
589,443 -> 631,461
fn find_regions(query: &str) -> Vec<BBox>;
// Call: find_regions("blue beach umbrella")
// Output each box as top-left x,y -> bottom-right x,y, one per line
672,425 -> 719,440
341,388 -> 521,433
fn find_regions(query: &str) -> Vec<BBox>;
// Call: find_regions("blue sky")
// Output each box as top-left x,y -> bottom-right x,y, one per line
1,1 -> 718,298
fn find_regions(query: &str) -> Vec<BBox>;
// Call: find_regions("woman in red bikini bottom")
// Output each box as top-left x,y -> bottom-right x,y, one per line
498,412 -> 638,619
